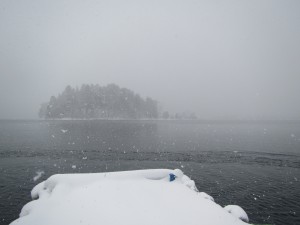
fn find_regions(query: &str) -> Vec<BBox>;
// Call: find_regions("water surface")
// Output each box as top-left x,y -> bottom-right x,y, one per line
0,120 -> 299,225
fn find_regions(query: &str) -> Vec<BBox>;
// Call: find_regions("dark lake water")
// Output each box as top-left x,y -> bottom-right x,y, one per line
0,120 -> 299,225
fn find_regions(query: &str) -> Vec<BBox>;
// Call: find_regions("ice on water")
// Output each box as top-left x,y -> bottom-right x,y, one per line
33,171 -> 44,182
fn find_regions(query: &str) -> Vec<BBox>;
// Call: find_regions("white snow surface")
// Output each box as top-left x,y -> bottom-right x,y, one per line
11,169 -> 249,225
224,205 -> 250,223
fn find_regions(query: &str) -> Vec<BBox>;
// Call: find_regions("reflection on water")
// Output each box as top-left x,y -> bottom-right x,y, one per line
0,120 -> 299,225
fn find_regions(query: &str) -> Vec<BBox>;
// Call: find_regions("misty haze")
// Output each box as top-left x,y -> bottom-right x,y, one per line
0,1 -> 299,225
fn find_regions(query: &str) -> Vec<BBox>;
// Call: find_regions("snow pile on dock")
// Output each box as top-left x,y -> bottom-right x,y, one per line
10,169 -> 249,225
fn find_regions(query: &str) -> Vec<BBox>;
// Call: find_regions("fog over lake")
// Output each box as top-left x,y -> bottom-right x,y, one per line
1,1 -> 300,225
0,0 -> 300,120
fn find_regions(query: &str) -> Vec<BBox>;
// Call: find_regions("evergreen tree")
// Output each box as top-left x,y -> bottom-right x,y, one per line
39,84 -> 159,119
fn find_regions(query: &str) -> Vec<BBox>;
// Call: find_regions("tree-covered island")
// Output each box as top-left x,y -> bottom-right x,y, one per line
39,84 -> 159,119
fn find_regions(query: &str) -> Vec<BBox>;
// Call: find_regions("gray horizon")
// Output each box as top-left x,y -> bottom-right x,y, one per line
0,0 -> 299,120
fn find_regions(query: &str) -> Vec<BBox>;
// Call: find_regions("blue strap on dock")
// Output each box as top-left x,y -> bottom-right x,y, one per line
169,173 -> 176,182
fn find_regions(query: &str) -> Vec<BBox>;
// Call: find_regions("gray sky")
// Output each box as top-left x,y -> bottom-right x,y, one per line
0,0 -> 299,120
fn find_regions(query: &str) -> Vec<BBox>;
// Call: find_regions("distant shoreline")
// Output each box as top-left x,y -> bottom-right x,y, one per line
1,118 -> 300,123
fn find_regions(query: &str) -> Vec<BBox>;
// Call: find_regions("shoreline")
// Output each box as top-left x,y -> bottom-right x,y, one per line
1,118 -> 300,124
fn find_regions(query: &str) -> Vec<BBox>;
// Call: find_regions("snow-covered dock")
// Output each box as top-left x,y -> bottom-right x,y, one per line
10,169 -> 249,225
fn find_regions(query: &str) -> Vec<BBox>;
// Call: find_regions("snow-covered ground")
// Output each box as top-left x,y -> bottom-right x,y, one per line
10,169 -> 249,225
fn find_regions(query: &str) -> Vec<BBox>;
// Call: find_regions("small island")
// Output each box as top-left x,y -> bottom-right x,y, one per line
39,84 -> 159,119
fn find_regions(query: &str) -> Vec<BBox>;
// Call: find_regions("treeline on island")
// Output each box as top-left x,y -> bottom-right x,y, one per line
39,84 -> 159,119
